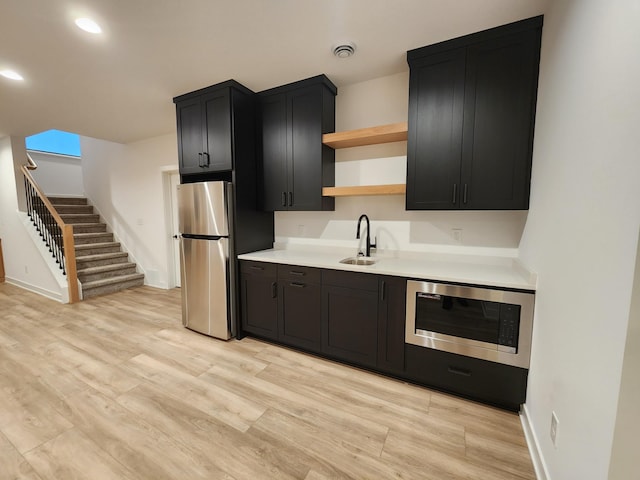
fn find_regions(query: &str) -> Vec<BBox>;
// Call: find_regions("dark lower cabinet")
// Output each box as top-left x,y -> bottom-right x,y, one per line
240,261 -> 278,340
277,265 -> 322,353
404,344 -> 528,411
239,260 -> 527,410
240,261 -> 322,352
322,270 -> 379,369
377,276 -> 406,375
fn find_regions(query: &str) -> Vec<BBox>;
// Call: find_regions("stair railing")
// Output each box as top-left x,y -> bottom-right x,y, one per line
20,153 -> 80,303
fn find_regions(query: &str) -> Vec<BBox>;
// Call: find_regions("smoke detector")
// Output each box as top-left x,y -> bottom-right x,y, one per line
333,43 -> 356,58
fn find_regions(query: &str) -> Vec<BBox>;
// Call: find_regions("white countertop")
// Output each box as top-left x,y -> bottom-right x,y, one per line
238,245 -> 536,291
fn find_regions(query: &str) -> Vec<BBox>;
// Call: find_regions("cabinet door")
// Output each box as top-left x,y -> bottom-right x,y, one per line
460,29 -> 540,210
240,263 -> 278,340
288,85 -> 324,211
278,265 -> 322,352
377,276 -> 406,374
278,281 -> 322,353
406,49 -> 466,210
176,98 -> 204,175
322,282 -> 378,369
260,93 -> 288,211
202,90 -> 233,172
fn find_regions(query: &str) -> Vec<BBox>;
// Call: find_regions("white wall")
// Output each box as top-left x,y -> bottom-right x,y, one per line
275,72 -> 528,255
28,150 -> 84,197
80,133 -> 178,289
0,136 -> 66,301
518,1 -> 640,478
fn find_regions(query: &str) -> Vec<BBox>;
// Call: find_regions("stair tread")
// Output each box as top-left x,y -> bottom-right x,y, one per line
75,242 -> 121,250
48,196 -> 88,205
74,232 -> 112,237
77,262 -> 136,274
82,273 -> 145,289
76,252 -> 128,262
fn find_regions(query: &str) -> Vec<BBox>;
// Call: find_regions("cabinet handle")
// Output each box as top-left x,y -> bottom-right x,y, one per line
289,271 -> 305,277
463,184 -> 468,204
250,265 -> 264,271
448,366 -> 472,377
198,152 -> 203,168
288,191 -> 293,207
203,152 -> 210,167
281,192 -> 287,207
271,282 -> 277,298
290,282 -> 306,288
381,280 -> 386,301
452,184 -> 457,204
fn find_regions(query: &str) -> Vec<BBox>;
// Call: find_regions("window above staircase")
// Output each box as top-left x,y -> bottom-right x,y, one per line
25,129 -> 81,157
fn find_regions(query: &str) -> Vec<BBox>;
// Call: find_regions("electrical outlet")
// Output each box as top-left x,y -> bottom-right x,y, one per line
452,228 -> 463,243
24,265 -> 28,274
550,411 -> 559,448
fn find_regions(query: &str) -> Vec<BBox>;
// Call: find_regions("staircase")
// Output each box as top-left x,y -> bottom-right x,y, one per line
48,196 -> 145,299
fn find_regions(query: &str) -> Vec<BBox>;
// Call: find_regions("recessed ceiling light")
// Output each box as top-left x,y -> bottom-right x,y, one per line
0,69 -> 24,81
75,17 -> 102,34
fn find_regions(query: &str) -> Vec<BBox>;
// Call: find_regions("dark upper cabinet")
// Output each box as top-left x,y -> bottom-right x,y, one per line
406,49 -> 466,210
258,75 -> 336,211
174,81 -> 251,177
406,16 -> 543,210
260,93 -> 288,211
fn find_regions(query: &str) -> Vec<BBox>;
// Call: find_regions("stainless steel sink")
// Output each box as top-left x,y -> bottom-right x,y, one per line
339,256 -> 377,266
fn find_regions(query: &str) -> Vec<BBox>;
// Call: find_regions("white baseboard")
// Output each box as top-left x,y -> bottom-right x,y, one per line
6,277 -> 63,303
521,403 -> 550,480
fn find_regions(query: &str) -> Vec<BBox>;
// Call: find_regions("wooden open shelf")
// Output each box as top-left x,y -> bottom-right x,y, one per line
322,184 -> 406,197
322,122 -> 408,149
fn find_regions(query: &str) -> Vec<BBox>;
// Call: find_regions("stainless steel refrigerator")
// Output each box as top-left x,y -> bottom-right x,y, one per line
177,181 -> 236,340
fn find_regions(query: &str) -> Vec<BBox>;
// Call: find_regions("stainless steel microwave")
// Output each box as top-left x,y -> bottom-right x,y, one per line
405,280 -> 535,369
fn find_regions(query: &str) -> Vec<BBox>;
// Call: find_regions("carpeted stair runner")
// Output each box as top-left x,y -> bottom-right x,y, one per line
49,196 -> 144,299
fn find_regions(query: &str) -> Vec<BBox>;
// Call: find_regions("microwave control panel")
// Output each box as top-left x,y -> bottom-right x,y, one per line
498,304 -> 520,348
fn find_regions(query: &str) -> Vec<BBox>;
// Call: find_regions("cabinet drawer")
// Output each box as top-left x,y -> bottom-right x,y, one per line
322,269 -> 378,291
240,260 -> 277,277
404,344 -> 528,411
277,264 -> 321,284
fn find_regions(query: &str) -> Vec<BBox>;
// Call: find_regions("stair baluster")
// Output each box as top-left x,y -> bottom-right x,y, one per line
20,158 -> 79,303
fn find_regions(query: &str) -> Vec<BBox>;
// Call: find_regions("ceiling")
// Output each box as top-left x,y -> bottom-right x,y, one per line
0,0 -> 548,144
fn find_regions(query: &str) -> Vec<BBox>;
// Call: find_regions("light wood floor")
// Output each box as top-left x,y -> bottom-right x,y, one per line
0,283 -> 536,479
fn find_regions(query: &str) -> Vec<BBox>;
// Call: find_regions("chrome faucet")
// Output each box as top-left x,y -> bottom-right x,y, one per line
356,214 -> 376,257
